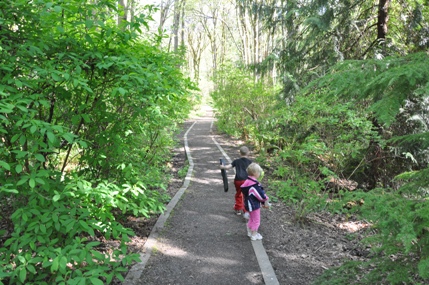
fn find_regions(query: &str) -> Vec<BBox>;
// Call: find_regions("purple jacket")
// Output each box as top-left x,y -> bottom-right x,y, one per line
241,176 -> 268,212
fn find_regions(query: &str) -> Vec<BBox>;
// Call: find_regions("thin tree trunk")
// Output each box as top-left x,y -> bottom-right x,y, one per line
130,0 -> 135,23
118,0 -> 127,28
158,0 -> 171,31
377,0 -> 390,40
173,0 -> 180,52
181,1 -> 186,48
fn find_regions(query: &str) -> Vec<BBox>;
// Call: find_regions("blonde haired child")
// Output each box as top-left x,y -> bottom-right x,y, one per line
240,163 -> 270,240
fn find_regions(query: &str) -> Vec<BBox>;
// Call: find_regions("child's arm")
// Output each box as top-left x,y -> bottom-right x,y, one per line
219,163 -> 233,170
262,200 -> 271,208
249,186 -> 268,202
257,186 -> 270,207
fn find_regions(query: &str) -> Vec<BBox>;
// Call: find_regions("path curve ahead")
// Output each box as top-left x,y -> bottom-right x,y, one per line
124,106 -> 279,285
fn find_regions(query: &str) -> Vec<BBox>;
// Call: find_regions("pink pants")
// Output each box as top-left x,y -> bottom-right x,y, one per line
247,208 -> 261,232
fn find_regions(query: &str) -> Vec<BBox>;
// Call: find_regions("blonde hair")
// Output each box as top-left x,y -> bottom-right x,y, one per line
247,163 -> 262,177
239,146 -> 249,156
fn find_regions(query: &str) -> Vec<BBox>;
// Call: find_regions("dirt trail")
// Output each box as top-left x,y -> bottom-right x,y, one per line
122,106 -> 367,285
128,107 -> 269,284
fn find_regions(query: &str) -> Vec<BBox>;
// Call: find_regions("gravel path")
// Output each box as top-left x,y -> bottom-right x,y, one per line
122,106 -> 368,285
125,106 -> 274,284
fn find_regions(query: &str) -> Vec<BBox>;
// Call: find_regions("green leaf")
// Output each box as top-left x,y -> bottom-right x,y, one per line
27,264 -> 36,274
78,140 -> 88,148
79,220 -> 89,231
37,235 -> 45,244
30,125 -> 37,134
85,241 -> 100,249
11,134 -> 20,143
85,20 -> 94,28
51,256 -> 59,273
59,256 -> 67,273
17,176 -> 28,186
29,257 -> 43,264
65,221 -> 76,233
35,154 -> 45,162
29,178 -> 35,188
62,133 -> 75,143
14,150 -> 28,159
17,255 -> 26,264
81,114 -> 91,123
15,164 -> 23,173
56,26 -> 65,33
15,79 -> 23,88
52,72 -> 62,82
19,267 -> 27,283
0,103 -> 14,113
85,34 -> 93,45
53,194 -> 61,202
118,87 -> 127,95
0,188 -> 18,194
0,161 -> 10,170
16,105 -> 28,113
19,134 -> 26,145
47,132 -> 56,143
89,278 -> 104,285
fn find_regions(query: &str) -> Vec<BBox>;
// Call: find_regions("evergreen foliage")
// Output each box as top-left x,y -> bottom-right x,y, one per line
210,0 -> 429,283
0,0 -> 196,284
212,49 -> 429,283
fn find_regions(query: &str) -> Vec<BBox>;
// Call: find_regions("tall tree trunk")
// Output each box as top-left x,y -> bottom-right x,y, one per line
172,0 -> 181,52
118,0 -> 127,28
181,1 -> 186,48
130,0 -> 135,23
159,0 -> 172,32
377,0 -> 390,40
237,1 -> 250,65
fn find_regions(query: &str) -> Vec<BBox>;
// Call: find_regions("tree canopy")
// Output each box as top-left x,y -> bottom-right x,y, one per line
1,0 -> 429,284
0,0 -> 196,284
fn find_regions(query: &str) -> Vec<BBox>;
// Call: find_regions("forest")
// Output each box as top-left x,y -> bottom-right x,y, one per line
0,0 -> 428,284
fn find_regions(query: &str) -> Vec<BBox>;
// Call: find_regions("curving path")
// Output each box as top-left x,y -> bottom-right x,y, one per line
124,106 -> 279,285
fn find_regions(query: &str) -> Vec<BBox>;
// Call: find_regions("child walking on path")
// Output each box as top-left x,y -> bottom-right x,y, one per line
219,146 -> 252,215
240,163 -> 270,241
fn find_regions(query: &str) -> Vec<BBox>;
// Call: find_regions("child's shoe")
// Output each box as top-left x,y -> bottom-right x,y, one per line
250,232 -> 263,241
243,212 -> 250,220
234,209 -> 242,215
247,228 -> 252,237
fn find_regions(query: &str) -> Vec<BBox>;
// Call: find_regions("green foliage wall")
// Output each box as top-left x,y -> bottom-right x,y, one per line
311,52 -> 429,284
211,0 -> 429,282
212,51 -> 429,283
211,64 -> 279,145
0,0 -> 196,284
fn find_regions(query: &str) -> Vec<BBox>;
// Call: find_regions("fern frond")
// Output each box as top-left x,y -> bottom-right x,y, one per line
306,52 -> 429,127
388,132 -> 429,149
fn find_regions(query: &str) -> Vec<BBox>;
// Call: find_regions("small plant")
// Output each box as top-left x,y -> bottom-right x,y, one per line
178,161 -> 190,179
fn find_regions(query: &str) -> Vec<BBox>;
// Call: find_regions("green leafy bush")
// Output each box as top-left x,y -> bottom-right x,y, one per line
212,39 -> 429,283
211,64 -> 279,142
0,0 -> 195,284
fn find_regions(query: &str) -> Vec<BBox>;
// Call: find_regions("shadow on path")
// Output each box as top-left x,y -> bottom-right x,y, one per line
125,106 -> 277,285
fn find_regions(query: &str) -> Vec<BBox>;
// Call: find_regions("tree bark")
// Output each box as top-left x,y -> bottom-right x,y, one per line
158,0 -> 173,32
172,0 -> 181,52
377,0 -> 390,40
118,0 -> 127,28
